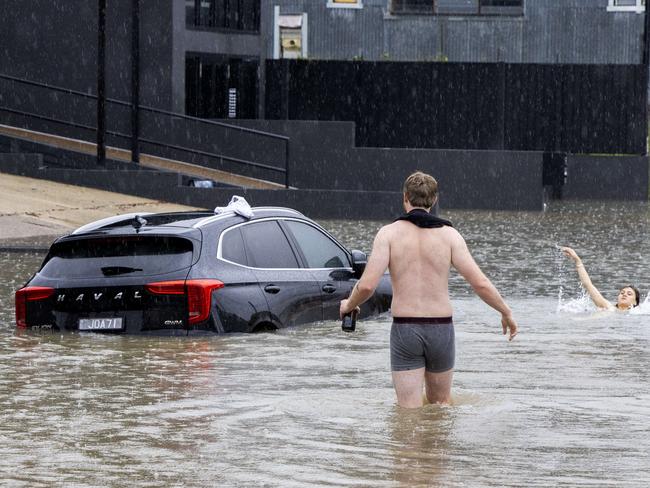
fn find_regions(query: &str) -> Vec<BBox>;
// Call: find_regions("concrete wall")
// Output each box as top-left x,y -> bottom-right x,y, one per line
4,136 -> 648,217
222,119 -> 542,209
564,155 -> 649,200
0,153 -> 523,217
0,153 -> 400,218
0,122 -> 546,212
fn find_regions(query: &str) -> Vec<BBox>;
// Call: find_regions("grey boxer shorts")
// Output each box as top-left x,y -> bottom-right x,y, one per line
390,317 -> 455,373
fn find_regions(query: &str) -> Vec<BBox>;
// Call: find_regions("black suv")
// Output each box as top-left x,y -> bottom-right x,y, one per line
15,206 -> 392,334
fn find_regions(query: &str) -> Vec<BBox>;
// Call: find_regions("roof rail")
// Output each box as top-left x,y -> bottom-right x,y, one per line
252,206 -> 305,217
193,206 -> 307,228
193,212 -> 236,228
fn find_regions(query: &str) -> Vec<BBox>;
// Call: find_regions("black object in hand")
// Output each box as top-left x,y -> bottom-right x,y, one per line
342,310 -> 358,332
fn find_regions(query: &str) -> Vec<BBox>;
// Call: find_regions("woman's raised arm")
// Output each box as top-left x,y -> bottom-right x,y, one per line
561,247 -> 613,310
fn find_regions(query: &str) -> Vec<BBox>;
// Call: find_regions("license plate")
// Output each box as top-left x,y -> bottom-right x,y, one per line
79,317 -> 124,331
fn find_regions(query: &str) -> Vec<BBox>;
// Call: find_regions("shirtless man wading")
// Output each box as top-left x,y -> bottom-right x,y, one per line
340,171 -> 518,409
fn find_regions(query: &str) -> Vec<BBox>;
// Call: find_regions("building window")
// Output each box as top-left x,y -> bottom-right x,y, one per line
391,0 -> 523,15
185,54 -> 259,119
392,0 -> 434,14
185,0 -> 260,32
607,0 -> 645,13
327,0 -> 363,9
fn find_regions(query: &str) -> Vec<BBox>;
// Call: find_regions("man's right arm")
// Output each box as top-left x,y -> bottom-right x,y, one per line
340,226 -> 390,318
450,230 -> 518,340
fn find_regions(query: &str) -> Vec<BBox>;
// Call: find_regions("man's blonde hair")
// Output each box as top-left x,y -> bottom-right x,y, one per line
403,171 -> 438,209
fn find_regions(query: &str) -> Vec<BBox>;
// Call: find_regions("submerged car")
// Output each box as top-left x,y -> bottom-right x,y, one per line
15,203 -> 392,335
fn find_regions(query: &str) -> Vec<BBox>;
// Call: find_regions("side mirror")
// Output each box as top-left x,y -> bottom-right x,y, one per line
350,250 -> 367,279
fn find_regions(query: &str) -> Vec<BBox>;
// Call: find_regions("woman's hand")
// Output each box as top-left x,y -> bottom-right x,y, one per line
560,246 -> 581,263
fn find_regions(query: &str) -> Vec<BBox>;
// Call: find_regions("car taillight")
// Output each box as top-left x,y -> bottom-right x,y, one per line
15,286 -> 55,328
145,279 -> 224,325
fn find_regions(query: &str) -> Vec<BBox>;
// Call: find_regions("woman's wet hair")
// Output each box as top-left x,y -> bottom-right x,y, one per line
619,285 -> 640,307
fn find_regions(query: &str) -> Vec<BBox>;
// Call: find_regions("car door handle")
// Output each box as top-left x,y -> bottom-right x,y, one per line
264,284 -> 281,294
322,284 -> 337,293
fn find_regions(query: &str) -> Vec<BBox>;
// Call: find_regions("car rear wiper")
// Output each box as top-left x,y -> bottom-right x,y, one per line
101,266 -> 144,276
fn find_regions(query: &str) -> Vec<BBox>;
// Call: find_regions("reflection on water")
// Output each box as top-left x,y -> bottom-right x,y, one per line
0,201 -> 648,487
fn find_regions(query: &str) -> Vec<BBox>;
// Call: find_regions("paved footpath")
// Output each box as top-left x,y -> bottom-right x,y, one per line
0,174 -> 200,251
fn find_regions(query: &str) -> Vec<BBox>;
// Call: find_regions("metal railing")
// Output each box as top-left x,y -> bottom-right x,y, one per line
0,73 -> 291,188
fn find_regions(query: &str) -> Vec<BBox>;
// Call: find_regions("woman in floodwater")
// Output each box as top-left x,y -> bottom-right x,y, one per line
561,247 -> 640,311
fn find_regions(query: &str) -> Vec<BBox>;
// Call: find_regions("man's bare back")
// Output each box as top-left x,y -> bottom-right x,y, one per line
373,220 -> 510,319
381,221 -> 455,317
340,171 -> 518,408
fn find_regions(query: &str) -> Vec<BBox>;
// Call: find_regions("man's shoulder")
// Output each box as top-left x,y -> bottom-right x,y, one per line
379,220 -> 409,236
379,221 -> 462,247
382,221 -> 461,235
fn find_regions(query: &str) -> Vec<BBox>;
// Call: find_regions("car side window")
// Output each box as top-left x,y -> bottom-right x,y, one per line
284,221 -> 351,268
221,227 -> 248,266
240,221 -> 299,268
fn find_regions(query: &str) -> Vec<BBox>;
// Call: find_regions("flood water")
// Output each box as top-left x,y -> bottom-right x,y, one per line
0,201 -> 648,487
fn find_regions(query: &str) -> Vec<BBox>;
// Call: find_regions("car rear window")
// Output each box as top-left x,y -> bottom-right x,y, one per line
221,227 -> 248,266
39,236 -> 194,278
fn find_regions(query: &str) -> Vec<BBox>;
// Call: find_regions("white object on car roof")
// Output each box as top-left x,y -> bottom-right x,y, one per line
214,195 -> 254,219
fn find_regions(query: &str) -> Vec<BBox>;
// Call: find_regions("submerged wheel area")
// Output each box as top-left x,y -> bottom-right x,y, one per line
251,322 -> 278,333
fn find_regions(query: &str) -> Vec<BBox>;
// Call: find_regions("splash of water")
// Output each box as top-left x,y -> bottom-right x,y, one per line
557,291 -> 595,314
555,244 -> 596,314
555,244 -> 564,311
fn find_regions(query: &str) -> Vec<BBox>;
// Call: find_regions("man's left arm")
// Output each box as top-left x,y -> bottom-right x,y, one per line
340,227 -> 390,318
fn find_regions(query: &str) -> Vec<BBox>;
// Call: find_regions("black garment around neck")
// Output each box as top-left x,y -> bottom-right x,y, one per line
394,208 -> 453,228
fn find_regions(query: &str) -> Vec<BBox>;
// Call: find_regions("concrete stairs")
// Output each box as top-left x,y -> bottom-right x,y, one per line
0,124 -> 285,190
